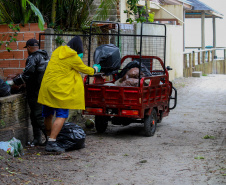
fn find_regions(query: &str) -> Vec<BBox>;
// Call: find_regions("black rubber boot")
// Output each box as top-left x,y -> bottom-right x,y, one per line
40,128 -> 48,146
30,129 -> 42,146
45,141 -> 65,152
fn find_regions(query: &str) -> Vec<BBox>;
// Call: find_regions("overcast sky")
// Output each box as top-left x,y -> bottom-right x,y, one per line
185,0 -> 226,47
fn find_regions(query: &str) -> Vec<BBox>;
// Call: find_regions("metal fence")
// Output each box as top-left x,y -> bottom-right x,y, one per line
39,22 -> 166,74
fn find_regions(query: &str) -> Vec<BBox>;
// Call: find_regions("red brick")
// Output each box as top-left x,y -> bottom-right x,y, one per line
0,51 -> 14,59
0,33 -> 6,41
1,42 -> 18,50
35,32 -> 45,40
0,33 -> 22,42
9,42 -> 18,50
0,25 -> 8,32
0,33 -> 13,41
18,42 -> 27,50
15,33 -> 24,41
8,24 -> 20,32
13,51 -> 24,59
4,69 -> 24,78
0,69 -> 4,79
9,60 -> 20,68
23,32 -> 35,41
40,41 -> 45,49
0,60 -> 10,68
20,60 -> 26,68
24,52 -> 28,59
30,23 -> 40,31
19,24 -> 29,32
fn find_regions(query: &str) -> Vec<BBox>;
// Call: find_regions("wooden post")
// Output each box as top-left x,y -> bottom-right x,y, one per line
224,49 -> 226,74
183,54 -> 187,77
184,54 -> 187,68
192,51 -> 195,71
189,53 -> 192,77
211,49 -> 214,61
202,51 -> 206,63
198,51 -> 201,64
208,51 -> 210,63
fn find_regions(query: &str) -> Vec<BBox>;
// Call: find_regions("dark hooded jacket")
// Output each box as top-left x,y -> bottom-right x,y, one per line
67,36 -> 83,54
13,49 -> 49,100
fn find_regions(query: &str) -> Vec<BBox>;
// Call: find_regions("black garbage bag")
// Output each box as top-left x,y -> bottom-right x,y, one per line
56,122 -> 86,151
115,60 -> 152,80
94,44 -> 121,75
0,78 -> 11,97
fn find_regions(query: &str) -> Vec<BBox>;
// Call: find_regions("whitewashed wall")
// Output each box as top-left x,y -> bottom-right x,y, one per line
165,25 -> 183,81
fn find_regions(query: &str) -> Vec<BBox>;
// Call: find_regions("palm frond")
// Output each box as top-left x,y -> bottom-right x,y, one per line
93,0 -> 118,21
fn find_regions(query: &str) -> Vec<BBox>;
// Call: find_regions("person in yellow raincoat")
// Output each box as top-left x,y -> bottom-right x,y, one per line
38,36 -> 101,152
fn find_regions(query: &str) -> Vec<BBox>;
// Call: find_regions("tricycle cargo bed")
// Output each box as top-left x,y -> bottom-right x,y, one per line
84,75 -> 171,119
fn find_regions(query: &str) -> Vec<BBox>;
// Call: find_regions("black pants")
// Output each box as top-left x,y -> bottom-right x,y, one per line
27,98 -> 45,139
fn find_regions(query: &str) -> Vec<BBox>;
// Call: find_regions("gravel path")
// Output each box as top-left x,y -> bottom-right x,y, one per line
0,74 -> 225,185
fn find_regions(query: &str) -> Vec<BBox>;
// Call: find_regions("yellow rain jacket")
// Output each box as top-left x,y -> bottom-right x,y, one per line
38,45 -> 94,110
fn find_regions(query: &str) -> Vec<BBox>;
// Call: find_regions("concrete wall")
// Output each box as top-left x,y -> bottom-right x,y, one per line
120,3 -> 183,25
153,5 -> 183,24
120,0 -> 129,23
0,94 -> 30,145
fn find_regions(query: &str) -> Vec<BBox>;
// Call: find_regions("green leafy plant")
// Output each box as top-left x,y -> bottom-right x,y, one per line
25,0 -> 45,30
203,135 -> 215,139
54,26 -> 65,46
0,119 -> 6,127
194,156 -> 205,159
124,0 -> 155,23
0,23 -> 20,52
93,0 -> 117,21
0,0 -> 45,30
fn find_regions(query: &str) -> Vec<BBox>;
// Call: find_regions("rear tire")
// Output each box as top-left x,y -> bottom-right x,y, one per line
144,109 -> 157,137
95,116 -> 108,133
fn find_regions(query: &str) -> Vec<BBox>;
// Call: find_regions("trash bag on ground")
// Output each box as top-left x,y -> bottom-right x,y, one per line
115,60 -> 152,80
0,78 -> 11,97
56,122 -> 86,151
94,44 -> 121,75
0,137 -> 24,157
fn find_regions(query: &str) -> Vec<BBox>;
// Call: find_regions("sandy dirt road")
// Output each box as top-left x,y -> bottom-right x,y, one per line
0,74 -> 226,185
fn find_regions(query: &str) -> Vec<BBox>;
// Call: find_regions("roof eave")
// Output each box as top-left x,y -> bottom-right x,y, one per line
185,10 -> 224,19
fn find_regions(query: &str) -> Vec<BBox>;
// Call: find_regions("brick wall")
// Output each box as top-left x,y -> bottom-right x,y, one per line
0,23 -> 47,80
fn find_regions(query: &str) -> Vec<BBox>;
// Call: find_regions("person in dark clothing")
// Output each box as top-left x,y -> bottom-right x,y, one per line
6,38 -> 49,146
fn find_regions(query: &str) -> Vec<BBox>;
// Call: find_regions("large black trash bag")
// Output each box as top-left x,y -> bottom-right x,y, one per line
0,78 -> 11,97
94,44 -> 121,75
56,122 -> 86,151
115,60 -> 152,80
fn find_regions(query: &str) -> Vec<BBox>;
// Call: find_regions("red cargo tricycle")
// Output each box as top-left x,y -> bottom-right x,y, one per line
83,21 -> 177,136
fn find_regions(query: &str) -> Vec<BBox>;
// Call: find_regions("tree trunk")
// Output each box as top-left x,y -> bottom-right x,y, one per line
51,0 -> 57,24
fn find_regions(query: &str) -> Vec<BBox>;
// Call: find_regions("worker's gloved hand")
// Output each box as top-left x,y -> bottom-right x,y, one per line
78,53 -> 83,59
93,64 -> 101,73
5,80 -> 14,86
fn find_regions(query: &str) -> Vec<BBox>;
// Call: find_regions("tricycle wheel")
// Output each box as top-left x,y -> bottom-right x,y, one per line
95,116 -> 108,133
144,109 -> 157,137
